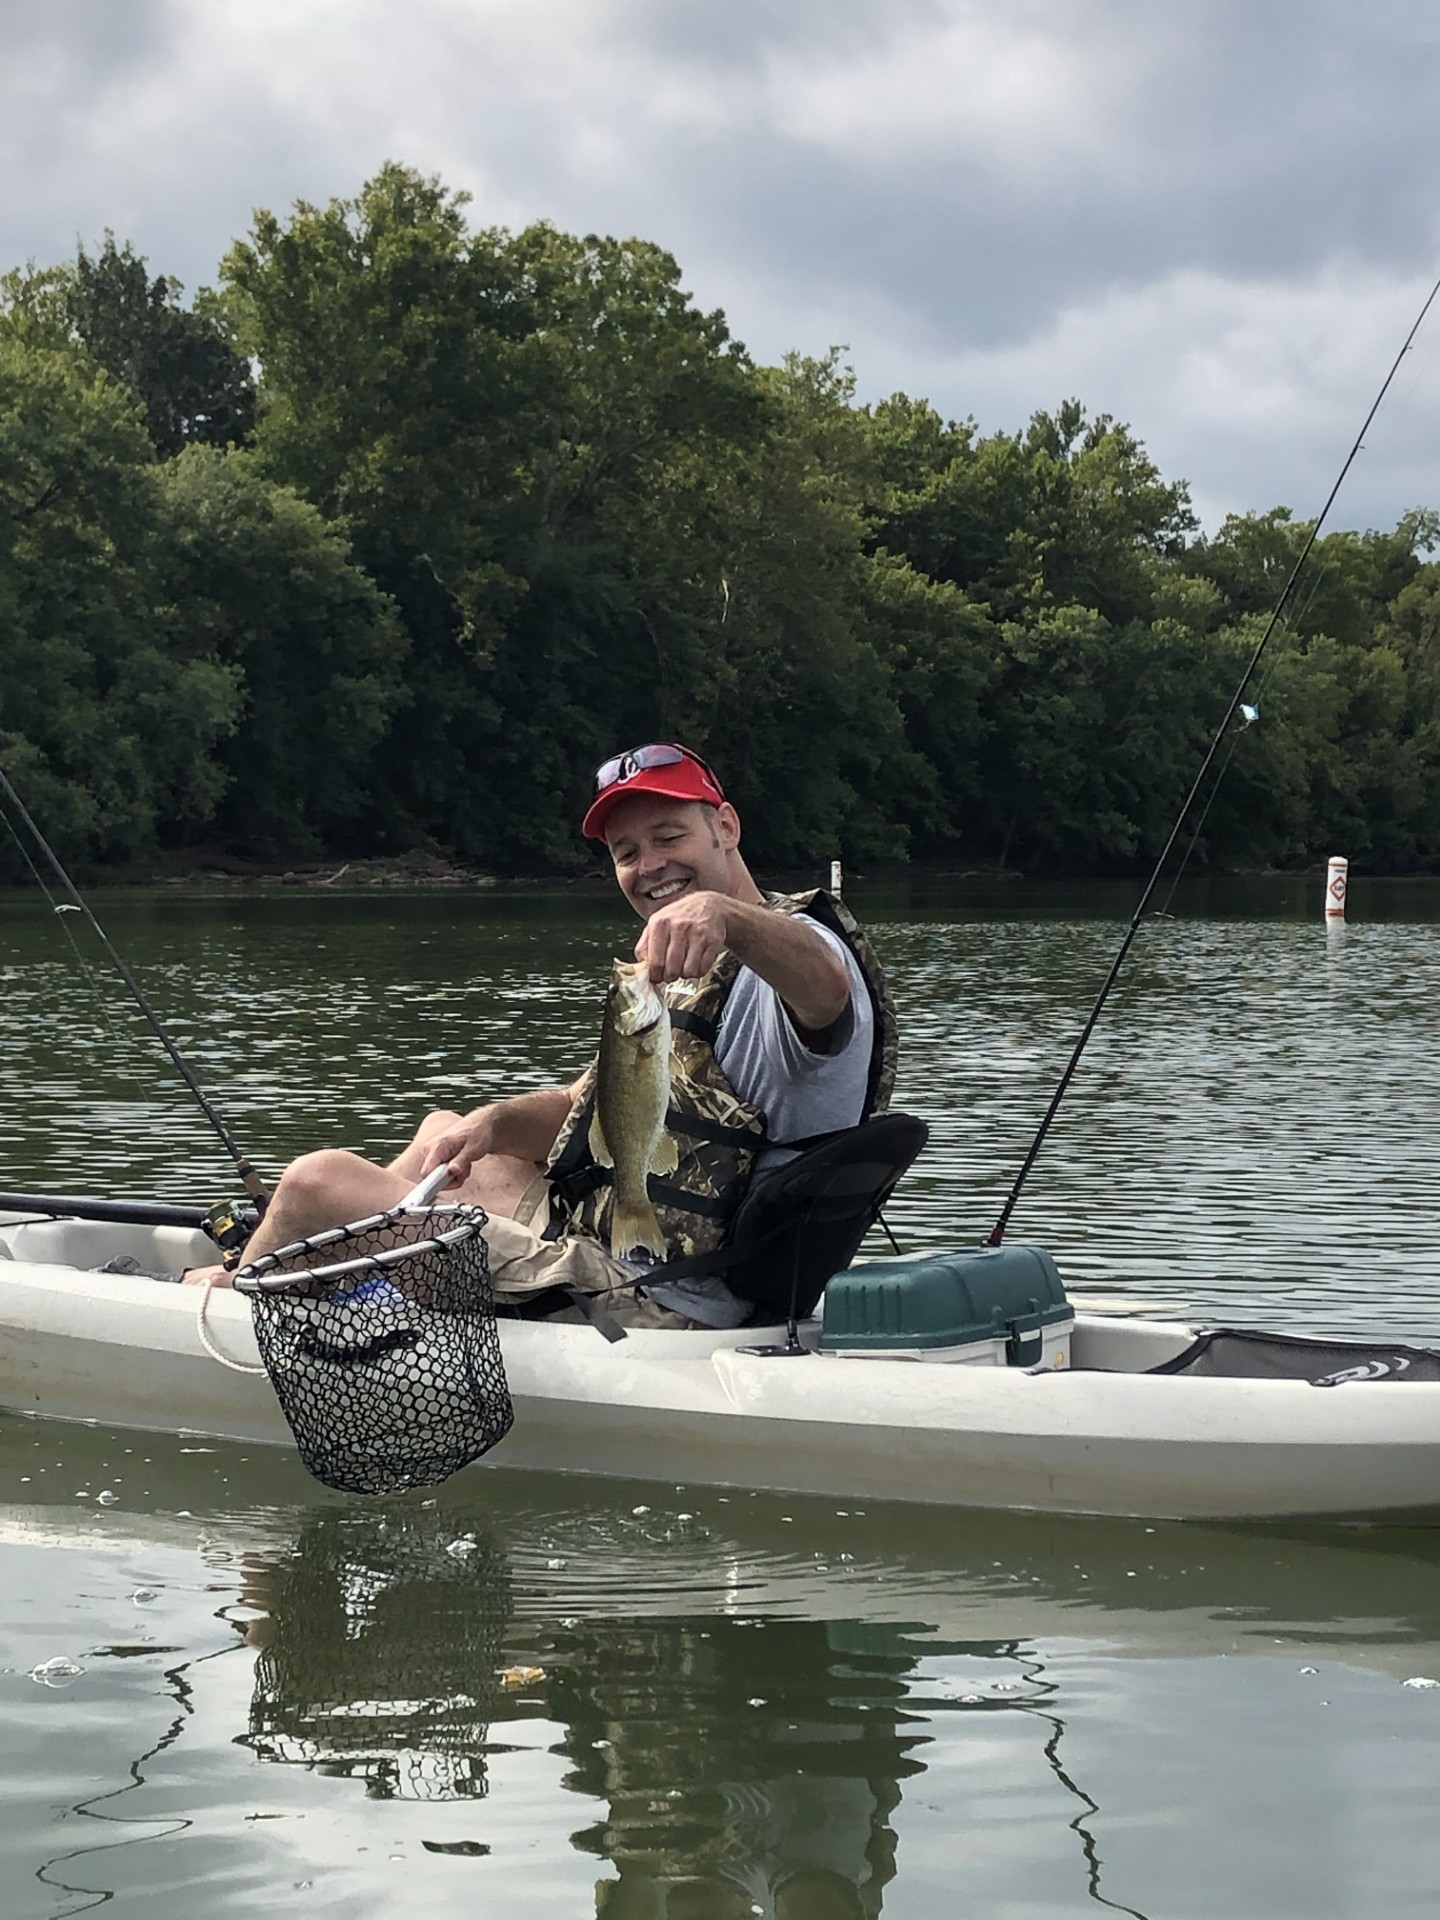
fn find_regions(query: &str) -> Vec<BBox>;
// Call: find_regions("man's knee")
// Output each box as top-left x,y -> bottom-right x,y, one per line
277,1149 -> 364,1207
270,1150 -> 402,1236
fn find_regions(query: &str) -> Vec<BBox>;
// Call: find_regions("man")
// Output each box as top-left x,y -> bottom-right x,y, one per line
188,745 -> 895,1327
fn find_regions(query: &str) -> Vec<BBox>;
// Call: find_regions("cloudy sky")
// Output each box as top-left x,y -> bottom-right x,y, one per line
6,0 -> 1440,530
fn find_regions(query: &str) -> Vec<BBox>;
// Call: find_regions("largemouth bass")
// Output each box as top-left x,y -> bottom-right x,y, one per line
591,958 -> 679,1261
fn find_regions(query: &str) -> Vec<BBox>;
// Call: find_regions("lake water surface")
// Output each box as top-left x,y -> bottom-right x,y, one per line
3,875 -> 1440,1917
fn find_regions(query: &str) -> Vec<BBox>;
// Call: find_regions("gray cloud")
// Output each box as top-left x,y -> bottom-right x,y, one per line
4,0 -> 1440,527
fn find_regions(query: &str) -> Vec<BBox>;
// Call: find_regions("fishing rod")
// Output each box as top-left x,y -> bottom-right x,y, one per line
0,763 -> 270,1207
987,269 -> 1440,1247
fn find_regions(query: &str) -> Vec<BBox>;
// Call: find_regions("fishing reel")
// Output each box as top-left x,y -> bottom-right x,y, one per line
203,1197 -> 263,1269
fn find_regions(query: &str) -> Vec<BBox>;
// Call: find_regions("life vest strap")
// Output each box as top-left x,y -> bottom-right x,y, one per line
647,1180 -> 730,1220
668,1007 -> 718,1043
665,1110 -> 761,1147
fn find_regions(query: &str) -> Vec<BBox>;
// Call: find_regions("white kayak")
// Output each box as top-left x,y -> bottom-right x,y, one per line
4,1207 -> 1440,1524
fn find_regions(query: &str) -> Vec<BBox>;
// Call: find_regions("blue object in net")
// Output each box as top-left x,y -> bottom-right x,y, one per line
328,1272 -> 405,1310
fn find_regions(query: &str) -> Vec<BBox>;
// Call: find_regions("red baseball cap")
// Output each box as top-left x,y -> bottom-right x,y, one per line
582,743 -> 727,842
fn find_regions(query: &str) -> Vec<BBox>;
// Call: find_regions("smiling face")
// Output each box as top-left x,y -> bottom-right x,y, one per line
603,794 -> 743,918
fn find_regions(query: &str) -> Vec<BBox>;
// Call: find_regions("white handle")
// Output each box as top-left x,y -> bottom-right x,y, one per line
399,1166 -> 451,1210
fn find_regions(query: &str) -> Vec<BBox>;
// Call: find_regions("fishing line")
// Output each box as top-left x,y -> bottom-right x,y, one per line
1341,272 -> 1440,476
1153,579 -> 1314,917
0,792 -> 136,1055
0,762 -> 269,1206
0,792 -> 183,1173
987,268 -> 1440,1247
1153,468 -> 1369,917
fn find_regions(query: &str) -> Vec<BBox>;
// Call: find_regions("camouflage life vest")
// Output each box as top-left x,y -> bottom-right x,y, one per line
543,889 -> 898,1263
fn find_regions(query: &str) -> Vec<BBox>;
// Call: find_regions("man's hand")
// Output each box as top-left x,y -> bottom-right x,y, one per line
635,890 -> 732,984
418,1109 -> 494,1187
635,890 -> 851,1036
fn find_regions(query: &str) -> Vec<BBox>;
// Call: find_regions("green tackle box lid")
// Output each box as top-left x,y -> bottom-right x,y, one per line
820,1245 -> 1070,1355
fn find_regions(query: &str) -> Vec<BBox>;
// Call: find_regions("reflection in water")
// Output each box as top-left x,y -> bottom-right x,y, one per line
12,1413 -> 1440,1916
241,1510 -> 513,1801
1011,1652 -> 1152,1920
241,1507 -> 921,1914
233,1503 -> 1155,1919
556,1615 -> 921,1919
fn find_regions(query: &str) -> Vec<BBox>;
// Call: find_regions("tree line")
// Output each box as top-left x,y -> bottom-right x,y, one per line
3,163 -> 1439,881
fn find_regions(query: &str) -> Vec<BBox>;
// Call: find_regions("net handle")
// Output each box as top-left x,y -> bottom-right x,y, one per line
399,1167 -> 451,1210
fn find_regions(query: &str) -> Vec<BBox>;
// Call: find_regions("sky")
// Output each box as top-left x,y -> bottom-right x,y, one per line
5,0 -> 1440,531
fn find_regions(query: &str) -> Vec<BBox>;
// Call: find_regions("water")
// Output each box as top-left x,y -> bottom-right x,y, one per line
3,875 -> 1440,1915
5,874 -> 1440,1332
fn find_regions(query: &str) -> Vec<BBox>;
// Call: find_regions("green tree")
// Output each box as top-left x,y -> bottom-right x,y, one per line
0,335 -> 239,873
1,239 -> 257,461
1192,508 -> 1434,643
654,352 -> 920,867
69,237 -> 256,458
866,396 -> 1195,626
155,448 -> 409,858
227,168 -> 781,868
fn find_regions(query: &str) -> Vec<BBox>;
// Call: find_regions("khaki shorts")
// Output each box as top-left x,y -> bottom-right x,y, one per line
484,1177 -> 699,1330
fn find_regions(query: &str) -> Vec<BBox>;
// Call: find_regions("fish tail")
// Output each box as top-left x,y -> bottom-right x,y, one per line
609,1196 -> 668,1263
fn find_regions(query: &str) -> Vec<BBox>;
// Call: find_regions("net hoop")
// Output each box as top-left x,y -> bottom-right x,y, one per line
234,1202 -> 480,1294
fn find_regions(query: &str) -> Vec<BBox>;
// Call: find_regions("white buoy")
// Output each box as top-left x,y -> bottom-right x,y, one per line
1325,855 -> 1348,919
829,859 -> 842,897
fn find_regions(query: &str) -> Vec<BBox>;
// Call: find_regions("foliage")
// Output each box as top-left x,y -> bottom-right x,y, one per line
2,238 -> 256,459
154,449 -> 408,857
0,335 -> 239,875
68,237 -> 257,458
4,165 -> 1440,880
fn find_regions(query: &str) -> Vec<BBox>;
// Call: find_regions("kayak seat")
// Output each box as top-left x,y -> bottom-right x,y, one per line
645,1111 -> 930,1324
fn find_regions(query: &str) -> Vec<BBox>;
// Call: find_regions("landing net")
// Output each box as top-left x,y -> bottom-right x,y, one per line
236,1198 -> 513,1495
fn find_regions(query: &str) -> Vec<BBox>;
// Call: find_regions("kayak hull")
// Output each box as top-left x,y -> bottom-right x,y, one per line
3,1227 -> 1440,1521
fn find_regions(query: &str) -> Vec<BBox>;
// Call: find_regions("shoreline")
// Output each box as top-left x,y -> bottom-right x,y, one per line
5,853 -> 1418,893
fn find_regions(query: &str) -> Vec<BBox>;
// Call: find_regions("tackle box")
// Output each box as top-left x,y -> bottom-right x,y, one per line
819,1244 -> 1073,1368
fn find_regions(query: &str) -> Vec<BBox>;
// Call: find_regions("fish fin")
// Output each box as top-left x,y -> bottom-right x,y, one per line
609,1198 -> 667,1263
589,1112 -> 613,1168
649,1129 -> 679,1176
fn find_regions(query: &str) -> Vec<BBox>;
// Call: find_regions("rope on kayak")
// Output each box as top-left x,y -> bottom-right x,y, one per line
195,1275 -> 268,1374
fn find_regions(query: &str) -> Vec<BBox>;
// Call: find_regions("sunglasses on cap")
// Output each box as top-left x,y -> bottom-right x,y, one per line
593,743 -> 723,794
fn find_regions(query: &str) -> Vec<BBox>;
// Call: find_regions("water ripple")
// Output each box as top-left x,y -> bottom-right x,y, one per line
3,887 -> 1439,1339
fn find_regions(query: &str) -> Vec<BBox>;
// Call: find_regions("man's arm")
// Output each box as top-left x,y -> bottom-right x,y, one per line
638,894 -> 850,1036
419,1080 -> 583,1184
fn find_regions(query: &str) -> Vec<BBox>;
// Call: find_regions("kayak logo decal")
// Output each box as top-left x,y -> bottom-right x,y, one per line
1314,1355 -> 1412,1387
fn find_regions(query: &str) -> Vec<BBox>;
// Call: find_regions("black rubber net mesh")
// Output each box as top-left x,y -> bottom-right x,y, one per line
243,1204 -> 513,1495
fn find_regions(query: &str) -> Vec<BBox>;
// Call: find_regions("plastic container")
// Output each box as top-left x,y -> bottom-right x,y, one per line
820,1245 -> 1073,1368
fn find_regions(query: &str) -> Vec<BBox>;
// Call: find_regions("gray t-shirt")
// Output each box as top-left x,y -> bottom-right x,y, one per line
646,920 -> 874,1327
714,922 -> 873,1171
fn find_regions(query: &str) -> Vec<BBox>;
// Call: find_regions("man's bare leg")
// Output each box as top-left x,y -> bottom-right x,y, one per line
182,1150 -> 407,1286
182,1117 -> 546,1287
386,1109 -> 464,1185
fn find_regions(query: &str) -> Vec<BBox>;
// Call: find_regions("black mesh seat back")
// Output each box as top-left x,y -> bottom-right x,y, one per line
721,1112 -> 929,1321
